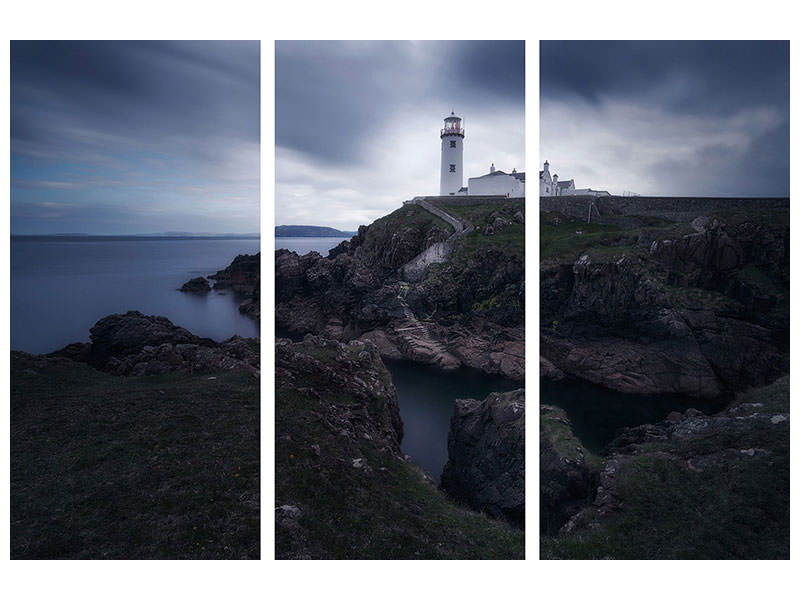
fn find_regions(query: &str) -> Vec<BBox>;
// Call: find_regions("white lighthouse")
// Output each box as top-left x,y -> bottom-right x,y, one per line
439,111 -> 464,196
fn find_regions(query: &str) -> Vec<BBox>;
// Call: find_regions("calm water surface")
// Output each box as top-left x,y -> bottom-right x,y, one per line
12,236 -> 260,354
275,236 -> 350,255
540,378 -> 730,454
386,360 -> 522,482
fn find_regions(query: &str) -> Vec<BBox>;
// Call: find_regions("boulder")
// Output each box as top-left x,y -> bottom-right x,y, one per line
440,389 -> 525,526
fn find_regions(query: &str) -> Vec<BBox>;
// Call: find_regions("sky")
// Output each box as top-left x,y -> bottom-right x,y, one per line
275,41 -> 525,230
11,41 -> 260,235
540,41 -> 789,197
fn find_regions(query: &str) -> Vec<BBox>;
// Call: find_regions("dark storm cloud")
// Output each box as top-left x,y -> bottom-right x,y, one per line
276,40 -> 524,165
540,41 -> 789,196
11,41 -> 260,234
275,40 -> 525,229
12,40 -> 259,149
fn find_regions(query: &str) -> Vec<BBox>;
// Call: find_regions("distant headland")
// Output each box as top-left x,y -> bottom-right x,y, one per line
275,225 -> 357,237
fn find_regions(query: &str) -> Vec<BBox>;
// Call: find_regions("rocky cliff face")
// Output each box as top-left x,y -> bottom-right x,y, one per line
276,202 -> 524,380
440,389 -> 525,527
540,211 -> 788,397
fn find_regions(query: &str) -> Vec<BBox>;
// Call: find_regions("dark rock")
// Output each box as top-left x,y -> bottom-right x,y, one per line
179,277 -> 211,293
539,405 -> 599,534
441,389 -> 525,527
86,311 -> 257,375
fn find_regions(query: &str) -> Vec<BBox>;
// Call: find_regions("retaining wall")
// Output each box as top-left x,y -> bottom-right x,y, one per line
539,196 -> 789,223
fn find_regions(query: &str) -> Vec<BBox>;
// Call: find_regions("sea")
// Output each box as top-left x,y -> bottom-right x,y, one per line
275,236 -> 351,255
11,236 -> 260,354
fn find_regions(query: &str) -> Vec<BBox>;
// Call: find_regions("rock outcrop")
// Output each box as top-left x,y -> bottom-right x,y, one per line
540,211 -> 789,397
179,277 -> 211,293
181,252 -> 260,320
539,405 -> 599,535
276,202 -> 525,380
440,389 -> 525,527
43,311 -> 259,377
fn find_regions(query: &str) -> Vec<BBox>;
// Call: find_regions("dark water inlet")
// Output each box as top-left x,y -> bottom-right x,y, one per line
386,359 -> 521,482
275,326 -> 524,482
540,377 -> 731,454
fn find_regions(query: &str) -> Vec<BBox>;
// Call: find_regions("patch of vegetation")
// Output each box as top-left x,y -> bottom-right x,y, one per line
10,354 -> 259,559
541,378 -> 789,559
276,383 -> 524,560
540,212 -> 626,262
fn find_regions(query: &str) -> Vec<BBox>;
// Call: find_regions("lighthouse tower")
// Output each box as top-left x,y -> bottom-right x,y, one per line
439,111 -> 464,196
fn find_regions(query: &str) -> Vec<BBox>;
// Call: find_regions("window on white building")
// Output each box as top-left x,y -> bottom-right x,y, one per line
449,164 -> 456,173
450,140 -> 456,148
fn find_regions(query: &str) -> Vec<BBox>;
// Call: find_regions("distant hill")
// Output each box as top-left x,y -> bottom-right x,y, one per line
275,225 -> 356,238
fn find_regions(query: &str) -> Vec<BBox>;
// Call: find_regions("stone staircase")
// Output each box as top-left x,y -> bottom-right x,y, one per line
390,291 -> 459,370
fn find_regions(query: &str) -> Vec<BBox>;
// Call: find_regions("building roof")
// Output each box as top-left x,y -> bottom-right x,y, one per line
472,169 -> 525,181
557,180 -> 574,188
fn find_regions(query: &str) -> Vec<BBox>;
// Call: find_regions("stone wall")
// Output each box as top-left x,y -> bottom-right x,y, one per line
540,196 -> 788,223
414,195 -> 525,208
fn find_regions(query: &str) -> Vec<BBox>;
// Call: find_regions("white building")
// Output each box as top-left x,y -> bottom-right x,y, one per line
439,112 -> 524,197
539,160 -> 608,196
467,163 -> 525,197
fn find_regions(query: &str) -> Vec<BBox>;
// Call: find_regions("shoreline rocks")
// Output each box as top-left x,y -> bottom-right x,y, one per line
181,252 -> 261,321
39,311 -> 259,377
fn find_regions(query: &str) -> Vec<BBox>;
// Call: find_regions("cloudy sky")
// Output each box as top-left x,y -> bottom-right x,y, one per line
541,41 -> 789,197
276,41 -> 525,230
11,41 -> 259,235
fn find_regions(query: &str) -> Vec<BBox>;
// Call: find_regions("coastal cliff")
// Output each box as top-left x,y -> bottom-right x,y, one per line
539,201 -> 790,559
275,335 -> 524,559
276,200 -> 524,380
540,206 -> 788,397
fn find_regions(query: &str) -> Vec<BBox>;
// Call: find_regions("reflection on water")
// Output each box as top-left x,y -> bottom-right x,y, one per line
540,377 -> 730,454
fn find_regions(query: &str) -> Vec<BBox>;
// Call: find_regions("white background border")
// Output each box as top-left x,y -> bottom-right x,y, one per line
2,1 -> 797,598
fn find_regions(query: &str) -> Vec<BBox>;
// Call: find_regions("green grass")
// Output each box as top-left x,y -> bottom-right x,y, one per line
540,212 -> 625,262
11,354 -> 259,559
275,351 -> 524,559
541,378 -> 789,560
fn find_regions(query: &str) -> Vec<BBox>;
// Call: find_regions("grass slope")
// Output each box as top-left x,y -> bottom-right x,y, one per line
11,353 -> 259,559
275,345 -> 524,560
